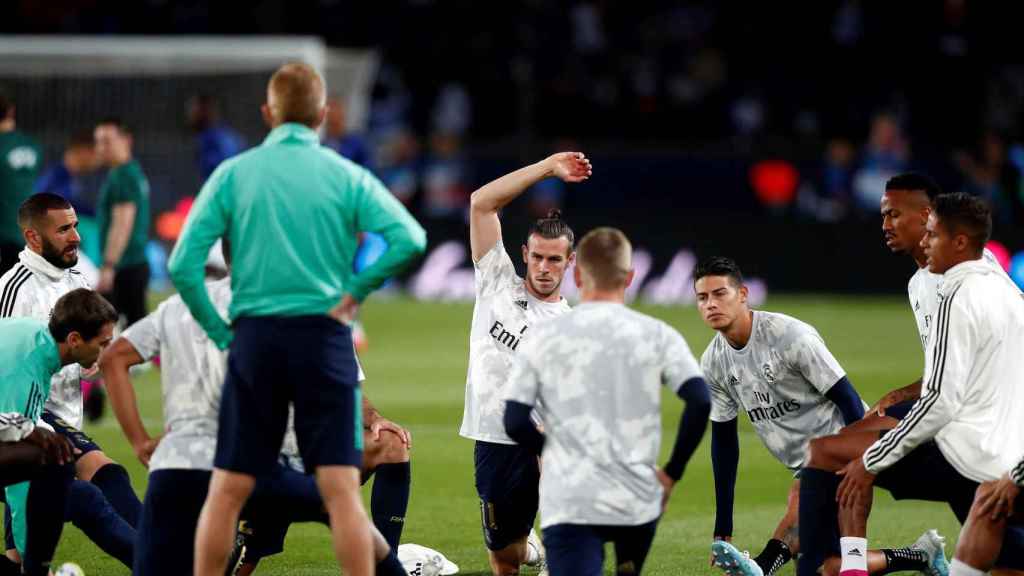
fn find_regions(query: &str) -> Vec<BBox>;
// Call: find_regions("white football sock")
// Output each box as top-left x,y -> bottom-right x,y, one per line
524,529 -> 541,564
839,537 -> 868,576
949,559 -> 986,576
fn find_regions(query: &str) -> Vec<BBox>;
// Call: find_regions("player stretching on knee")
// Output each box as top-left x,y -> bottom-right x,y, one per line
694,257 -> 935,576
504,227 -> 710,575
463,152 -> 590,575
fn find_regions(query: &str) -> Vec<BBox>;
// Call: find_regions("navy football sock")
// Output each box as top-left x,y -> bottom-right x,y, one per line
371,462 -> 410,549
91,463 -> 142,528
376,549 -> 409,576
66,480 -> 135,568
22,463 -> 73,576
797,468 -> 841,576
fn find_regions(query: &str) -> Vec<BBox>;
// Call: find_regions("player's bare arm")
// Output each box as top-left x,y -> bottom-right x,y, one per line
97,201 -> 137,292
101,336 -> 160,467
867,378 -> 922,417
469,152 -> 591,262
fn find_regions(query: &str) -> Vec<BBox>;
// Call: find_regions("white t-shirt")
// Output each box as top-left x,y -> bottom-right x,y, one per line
908,248 -> 1016,350
702,310 -> 849,470
121,278 -> 231,472
459,241 -> 570,444
506,302 -> 702,528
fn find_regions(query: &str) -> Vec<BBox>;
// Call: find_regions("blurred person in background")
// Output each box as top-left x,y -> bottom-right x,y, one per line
188,94 -> 245,183
0,90 -> 42,276
323,95 -> 372,169
35,130 -> 101,269
94,118 -> 151,327
954,130 -> 1022,224
853,113 -> 910,214
34,130 -> 98,217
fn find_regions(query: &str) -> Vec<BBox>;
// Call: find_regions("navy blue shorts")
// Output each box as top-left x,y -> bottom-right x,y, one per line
41,411 -> 101,459
215,316 -> 363,476
133,469 -> 211,576
884,399 -> 916,420
873,435 -> 978,523
241,463 -> 329,561
543,520 -> 660,576
474,441 -> 540,551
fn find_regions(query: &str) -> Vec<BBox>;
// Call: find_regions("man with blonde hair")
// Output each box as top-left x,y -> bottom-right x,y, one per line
169,62 -> 426,576
504,227 -> 711,575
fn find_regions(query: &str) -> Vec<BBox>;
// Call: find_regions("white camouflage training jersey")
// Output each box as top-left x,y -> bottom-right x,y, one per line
121,277 -> 231,472
0,248 -> 90,429
908,248 -> 1016,350
703,310 -> 848,470
505,302 -> 702,528
460,240 -> 570,444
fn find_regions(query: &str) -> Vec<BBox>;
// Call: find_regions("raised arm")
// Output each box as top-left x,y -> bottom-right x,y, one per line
469,152 -> 591,262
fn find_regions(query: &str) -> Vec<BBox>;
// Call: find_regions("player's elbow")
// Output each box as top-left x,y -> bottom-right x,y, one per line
469,189 -> 498,213
679,377 -> 712,416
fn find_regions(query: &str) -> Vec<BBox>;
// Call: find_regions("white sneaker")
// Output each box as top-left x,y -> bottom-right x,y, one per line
911,529 -> 950,576
526,528 -> 547,573
54,563 -> 86,576
397,543 -> 459,575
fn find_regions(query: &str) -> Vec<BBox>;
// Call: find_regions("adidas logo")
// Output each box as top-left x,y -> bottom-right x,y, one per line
515,299 -> 528,310
849,548 -> 863,557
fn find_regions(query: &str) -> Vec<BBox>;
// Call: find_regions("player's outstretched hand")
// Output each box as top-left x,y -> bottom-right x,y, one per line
133,434 -> 162,468
547,152 -> 592,183
836,458 -> 875,509
977,474 -> 1020,521
867,391 -> 901,417
26,427 -> 73,465
370,418 -> 412,449
656,468 -> 675,512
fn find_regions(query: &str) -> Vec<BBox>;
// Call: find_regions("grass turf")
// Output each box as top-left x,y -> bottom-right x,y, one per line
28,295 -> 961,574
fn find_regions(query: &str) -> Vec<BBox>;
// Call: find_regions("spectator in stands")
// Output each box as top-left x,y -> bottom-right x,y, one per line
0,90 -> 42,275
955,130 -> 1023,224
323,95 -> 372,169
853,112 -> 910,213
187,94 -> 245,182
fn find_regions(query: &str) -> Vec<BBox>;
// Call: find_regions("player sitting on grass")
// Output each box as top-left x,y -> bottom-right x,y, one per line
694,257 -> 943,576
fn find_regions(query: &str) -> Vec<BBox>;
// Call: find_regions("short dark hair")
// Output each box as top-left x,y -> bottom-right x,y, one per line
18,193 -> 72,230
49,289 -> 118,342
526,209 -> 575,252
97,116 -> 131,136
68,129 -> 95,150
694,256 -> 744,287
932,192 -> 992,252
886,173 -> 941,201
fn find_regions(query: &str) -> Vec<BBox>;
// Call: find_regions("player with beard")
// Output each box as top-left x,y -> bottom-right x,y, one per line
462,152 -> 591,575
0,193 -> 141,567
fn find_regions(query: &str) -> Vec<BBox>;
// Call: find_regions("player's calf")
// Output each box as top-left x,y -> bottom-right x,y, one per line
363,429 -> 411,550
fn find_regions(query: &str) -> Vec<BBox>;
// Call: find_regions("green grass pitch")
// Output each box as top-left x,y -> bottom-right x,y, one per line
30,295 -> 962,574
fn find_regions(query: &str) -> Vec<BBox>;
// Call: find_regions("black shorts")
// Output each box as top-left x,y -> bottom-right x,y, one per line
543,520 -> 660,576
242,463 -> 329,562
214,316 -> 363,476
474,441 -> 540,551
106,262 -> 149,326
133,469 -> 211,576
41,411 -> 101,459
873,434 -> 978,523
